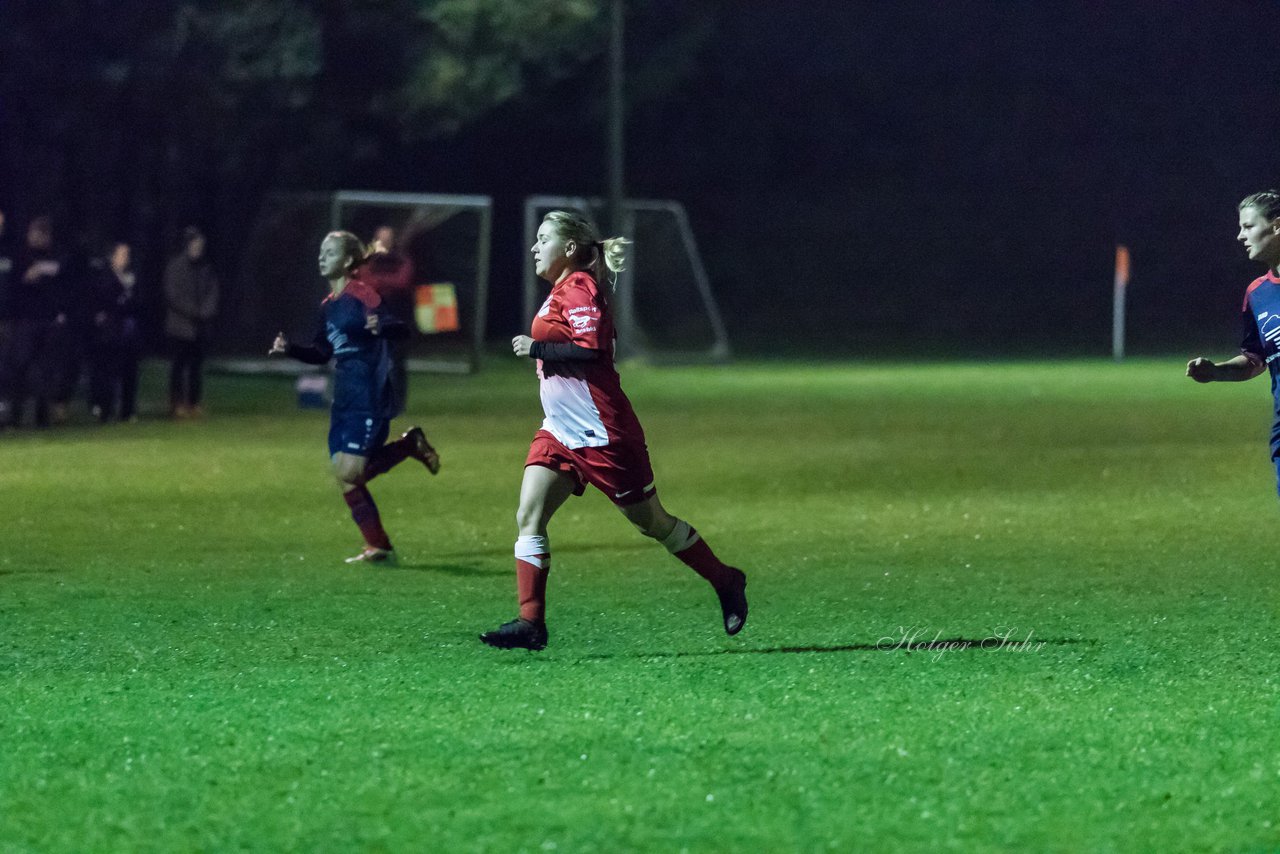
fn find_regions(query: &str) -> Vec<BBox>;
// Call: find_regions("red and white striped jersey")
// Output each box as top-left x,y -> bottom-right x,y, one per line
530,271 -> 646,449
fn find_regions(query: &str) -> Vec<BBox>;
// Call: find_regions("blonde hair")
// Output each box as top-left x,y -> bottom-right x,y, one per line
1241,191 -> 1280,221
323,230 -> 367,273
542,210 -> 630,288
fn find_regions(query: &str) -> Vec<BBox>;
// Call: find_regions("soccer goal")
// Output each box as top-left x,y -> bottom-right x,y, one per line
331,190 -> 493,373
227,190 -> 492,374
523,196 -> 731,362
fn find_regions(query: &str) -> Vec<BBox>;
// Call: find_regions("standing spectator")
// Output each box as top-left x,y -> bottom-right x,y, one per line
0,209 -> 13,327
1,217 -> 74,428
0,210 -> 15,425
164,226 -> 219,418
89,241 -> 143,422
363,225 -> 414,411
54,230 -> 98,422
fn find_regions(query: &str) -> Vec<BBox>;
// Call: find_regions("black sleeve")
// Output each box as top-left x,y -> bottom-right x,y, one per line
529,340 -> 600,362
286,323 -> 333,365
379,310 -> 410,341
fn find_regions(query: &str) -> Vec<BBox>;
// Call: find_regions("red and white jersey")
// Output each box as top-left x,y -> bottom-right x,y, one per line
531,271 -> 646,449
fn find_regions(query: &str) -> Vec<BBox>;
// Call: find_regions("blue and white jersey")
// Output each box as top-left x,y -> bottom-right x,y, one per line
288,277 -> 403,419
1240,271 -> 1280,365
1240,270 -> 1280,425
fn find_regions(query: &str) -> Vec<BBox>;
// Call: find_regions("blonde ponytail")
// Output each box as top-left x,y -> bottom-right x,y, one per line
597,236 -> 631,286
542,210 -> 632,289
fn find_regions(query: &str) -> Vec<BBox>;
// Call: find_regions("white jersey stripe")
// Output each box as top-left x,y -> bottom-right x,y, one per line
539,373 -> 610,448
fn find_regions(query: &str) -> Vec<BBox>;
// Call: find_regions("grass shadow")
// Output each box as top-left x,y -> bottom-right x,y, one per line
569,637 -> 1096,661
393,561 -> 507,577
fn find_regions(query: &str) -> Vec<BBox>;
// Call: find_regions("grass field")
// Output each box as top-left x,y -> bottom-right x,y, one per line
2,357 -> 1278,852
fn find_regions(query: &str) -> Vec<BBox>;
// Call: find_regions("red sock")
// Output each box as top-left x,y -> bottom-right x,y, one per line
663,520 -> 736,589
364,436 -> 412,481
676,538 -> 738,588
342,486 -> 393,550
515,535 -> 550,621
516,558 -> 550,621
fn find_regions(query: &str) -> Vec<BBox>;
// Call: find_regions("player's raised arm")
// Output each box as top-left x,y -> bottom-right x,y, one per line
366,308 -> 409,341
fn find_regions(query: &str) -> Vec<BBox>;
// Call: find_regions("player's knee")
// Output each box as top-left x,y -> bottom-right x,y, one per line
633,519 -> 662,539
624,501 -> 674,540
623,507 -> 660,539
332,458 -> 364,488
515,503 -> 542,535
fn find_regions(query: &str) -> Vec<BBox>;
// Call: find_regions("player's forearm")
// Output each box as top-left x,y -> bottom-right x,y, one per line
285,343 -> 331,365
1211,355 -> 1265,381
379,315 -> 409,341
529,340 -> 599,361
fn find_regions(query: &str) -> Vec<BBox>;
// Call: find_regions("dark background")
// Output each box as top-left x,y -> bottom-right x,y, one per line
3,1 -> 1278,356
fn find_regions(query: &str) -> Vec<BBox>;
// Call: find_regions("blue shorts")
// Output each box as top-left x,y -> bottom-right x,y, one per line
328,413 -> 390,458
1269,418 -> 1280,498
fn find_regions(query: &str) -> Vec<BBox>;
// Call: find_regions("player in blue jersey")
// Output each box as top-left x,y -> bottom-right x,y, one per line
1188,190 -> 1280,495
270,231 -> 441,563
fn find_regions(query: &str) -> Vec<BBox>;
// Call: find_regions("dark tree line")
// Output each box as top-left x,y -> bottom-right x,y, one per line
5,2 -> 1276,353
0,1 -> 624,261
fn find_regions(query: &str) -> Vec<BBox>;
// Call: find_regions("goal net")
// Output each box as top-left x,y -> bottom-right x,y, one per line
522,196 -> 731,362
227,190 -> 492,374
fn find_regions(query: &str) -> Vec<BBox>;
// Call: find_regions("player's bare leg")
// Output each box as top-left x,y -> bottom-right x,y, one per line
480,465 -> 577,650
333,451 -> 395,564
619,495 -> 748,635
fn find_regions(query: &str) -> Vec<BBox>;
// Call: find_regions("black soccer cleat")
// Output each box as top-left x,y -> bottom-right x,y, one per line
718,568 -> 748,635
403,426 -> 440,475
479,617 -> 548,651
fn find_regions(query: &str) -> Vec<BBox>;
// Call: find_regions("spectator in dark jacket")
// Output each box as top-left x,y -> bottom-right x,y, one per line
0,209 -> 14,328
164,226 -> 219,417
89,241 -> 143,422
0,210 -> 15,423
0,216 -> 75,427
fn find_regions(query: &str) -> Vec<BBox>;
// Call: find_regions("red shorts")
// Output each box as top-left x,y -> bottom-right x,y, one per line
525,430 -> 657,507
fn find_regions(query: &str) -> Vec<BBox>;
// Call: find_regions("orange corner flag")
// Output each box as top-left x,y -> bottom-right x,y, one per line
1114,245 -> 1131,290
415,283 -> 460,334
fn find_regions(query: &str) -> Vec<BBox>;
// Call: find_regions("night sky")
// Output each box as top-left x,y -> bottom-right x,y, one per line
3,1 -> 1279,355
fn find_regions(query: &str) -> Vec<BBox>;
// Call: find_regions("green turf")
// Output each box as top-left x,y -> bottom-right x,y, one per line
2,358 -> 1278,852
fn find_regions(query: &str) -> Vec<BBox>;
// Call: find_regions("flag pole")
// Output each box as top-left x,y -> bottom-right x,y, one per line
1112,244 -> 1130,361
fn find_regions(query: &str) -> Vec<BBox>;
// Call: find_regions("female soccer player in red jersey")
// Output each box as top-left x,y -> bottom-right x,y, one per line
1187,191 -> 1280,495
269,231 -> 441,563
480,211 -> 748,650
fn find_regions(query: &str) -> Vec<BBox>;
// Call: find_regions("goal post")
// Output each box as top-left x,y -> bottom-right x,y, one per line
523,196 -> 731,362
331,190 -> 493,373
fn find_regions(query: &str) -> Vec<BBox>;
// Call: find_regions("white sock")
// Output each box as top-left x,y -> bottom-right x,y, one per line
515,535 -> 550,569
660,519 -> 700,554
